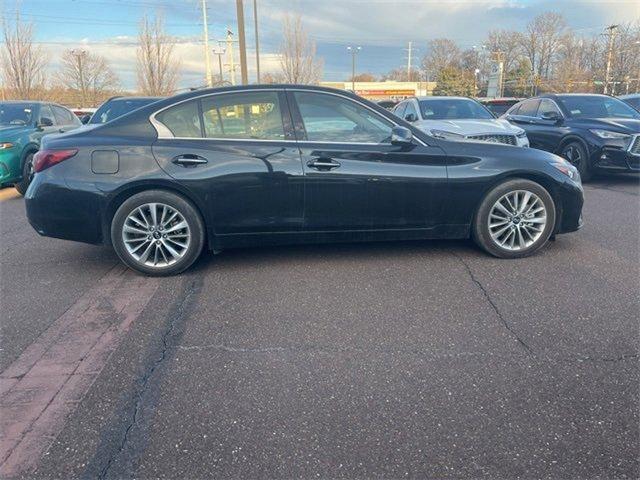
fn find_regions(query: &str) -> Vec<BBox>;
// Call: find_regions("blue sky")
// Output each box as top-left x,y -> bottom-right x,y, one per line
3,0 -> 639,90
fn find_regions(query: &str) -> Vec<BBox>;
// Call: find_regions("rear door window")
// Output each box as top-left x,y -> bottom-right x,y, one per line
200,91 -> 285,140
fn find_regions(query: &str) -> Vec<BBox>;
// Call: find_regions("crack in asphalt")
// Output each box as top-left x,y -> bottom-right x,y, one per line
452,252 -> 534,356
97,277 -> 202,480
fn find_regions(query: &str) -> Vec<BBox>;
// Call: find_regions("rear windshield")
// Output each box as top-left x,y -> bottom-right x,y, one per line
419,99 -> 494,120
90,98 -> 160,124
0,103 -> 37,126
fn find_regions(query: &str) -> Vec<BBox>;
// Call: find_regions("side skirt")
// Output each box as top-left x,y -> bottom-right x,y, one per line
211,224 -> 470,251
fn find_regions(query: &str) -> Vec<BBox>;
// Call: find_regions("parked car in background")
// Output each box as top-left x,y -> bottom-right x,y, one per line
26,85 -> 583,275
86,96 -> 163,124
377,100 -> 397,110
72,107 -> 97,119
503,94 -> 640,180
619,94 -> 640,112
479,97 -> 523,117
393,96 -> 529,147
0,101 -> 81,194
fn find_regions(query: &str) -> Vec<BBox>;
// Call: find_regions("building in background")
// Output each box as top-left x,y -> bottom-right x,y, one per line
320,81 -> 437,101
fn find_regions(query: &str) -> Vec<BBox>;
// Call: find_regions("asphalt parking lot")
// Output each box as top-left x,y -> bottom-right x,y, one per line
1,175 -> 639,479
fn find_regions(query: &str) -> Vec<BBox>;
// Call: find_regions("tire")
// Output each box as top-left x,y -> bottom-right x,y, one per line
14,152 -> 35,196
473,179 -> 556,259
111,190 -> 205,276
560,140 -> 592,182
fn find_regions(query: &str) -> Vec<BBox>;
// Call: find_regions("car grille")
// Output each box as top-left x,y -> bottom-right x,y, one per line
629,135 -> 640,156
466,134 -> 517,146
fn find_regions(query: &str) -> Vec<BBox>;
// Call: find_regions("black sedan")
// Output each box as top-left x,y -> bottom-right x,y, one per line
503,94 -> 640,181
25,85 -> 584,275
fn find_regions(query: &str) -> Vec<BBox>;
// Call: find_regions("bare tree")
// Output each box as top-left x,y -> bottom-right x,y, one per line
136,15 -> 180,95
56,49 -> 119,106
1,13 -> 47,99
518,12 -> 567,80
485,30 -> 522,75
349,72 -> 377,82
421,39 -> 462,80
279,13 -> 323,84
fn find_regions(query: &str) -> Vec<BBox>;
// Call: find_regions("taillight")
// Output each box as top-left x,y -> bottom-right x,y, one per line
33,149 -> 78,173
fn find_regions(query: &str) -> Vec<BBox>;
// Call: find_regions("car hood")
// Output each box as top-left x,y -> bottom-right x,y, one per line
569,117 -> 640,133
414,118 -> 521,136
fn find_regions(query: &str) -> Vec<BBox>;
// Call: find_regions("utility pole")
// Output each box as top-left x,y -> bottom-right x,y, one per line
71,49 -> 88,107
213,47 -> 226,84
603,24 -> 618,95
225,28 -> 237,85
406,41 -> 412,80
236,0 -> 249,85
201,0 -> 213,87
347,46 -> 361,91
253,0 -> 260,83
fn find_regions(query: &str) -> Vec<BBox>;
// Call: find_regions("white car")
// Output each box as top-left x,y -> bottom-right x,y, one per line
393,96 -> 529,147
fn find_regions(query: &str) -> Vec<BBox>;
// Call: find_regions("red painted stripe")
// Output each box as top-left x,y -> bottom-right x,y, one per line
0,265 -> 159,477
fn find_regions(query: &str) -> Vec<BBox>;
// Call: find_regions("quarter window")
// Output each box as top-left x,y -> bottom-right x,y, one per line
39,105 -> 56,125
294,92 -> 393,144
518,99 -> 540,117
537,99 -> 561,118
201,91 -> 285,140
52,105 -> 77,126
155,100 -> 201,138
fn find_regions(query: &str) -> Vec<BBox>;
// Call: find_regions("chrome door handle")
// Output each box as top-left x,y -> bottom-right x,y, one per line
172,154 -> 208,167
307,158 -> 341,171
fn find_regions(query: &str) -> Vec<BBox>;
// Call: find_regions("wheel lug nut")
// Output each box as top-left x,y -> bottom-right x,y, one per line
163,234 -> 167,238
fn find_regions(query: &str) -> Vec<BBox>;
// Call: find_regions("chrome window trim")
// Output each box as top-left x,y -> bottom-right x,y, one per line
149,87 -> 427,147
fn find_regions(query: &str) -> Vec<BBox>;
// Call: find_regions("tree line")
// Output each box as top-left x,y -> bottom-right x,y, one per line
1,13 -> 180,106
352,13 -> 640,97
2,10 -> 638,106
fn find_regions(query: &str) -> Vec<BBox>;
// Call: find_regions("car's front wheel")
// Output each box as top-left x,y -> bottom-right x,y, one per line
111,190 -> 205,276
14,152 -> 35,196
560,141 -> 591,181
473,179 -> 556,259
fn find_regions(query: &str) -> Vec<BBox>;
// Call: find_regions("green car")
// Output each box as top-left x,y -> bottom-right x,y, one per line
0,101 -> 81,195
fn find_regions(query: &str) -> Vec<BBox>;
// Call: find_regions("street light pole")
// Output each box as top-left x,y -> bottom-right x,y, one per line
253,0 -> 260,83
236,0 -> 249,85
201,0 -> 213,87
347,46 -> 361,92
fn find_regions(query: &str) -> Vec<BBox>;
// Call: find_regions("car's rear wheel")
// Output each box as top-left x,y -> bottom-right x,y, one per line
111,190 -> 205,276
14,152 -> 35,196
560,141 -> 591,181
473,179 -> 556,259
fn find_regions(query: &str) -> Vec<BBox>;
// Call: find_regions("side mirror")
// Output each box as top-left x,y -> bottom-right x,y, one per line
542,111 -> 561,122
80,114 -> 91,124
38,117 -> 54,128
391,126 -> 413,145
404,113 -> 417,122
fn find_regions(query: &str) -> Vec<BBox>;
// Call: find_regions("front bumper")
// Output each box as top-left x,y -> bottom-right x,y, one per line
0,149 -> 21,184
556,179 -> 584,234
592,146 -> 640,172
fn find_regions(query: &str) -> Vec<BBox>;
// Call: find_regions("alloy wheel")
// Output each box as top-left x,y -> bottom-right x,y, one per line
562,144 -> 582,168
487,190 -> 547,251
122,202 -> 191,267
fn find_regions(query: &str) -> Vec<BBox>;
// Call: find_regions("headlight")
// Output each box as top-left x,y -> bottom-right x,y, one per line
589,129 -> 630,140
552,160 -> 580,182
429,129 -> 465,141
0,142 -> 15,150
515,130 -> 527,138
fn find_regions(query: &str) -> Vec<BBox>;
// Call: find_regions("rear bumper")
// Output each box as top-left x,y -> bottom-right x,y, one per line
592,146 -> 640,172
25,171 -> 105,245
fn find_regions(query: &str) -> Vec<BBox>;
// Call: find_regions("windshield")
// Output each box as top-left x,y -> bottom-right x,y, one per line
89,98 -> 160,124
0,103 -> 37,126
419,99 -> 494,120
557,95 -> 640,119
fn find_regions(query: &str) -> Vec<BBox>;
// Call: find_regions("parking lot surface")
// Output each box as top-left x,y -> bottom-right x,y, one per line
1,175 -> 638,479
